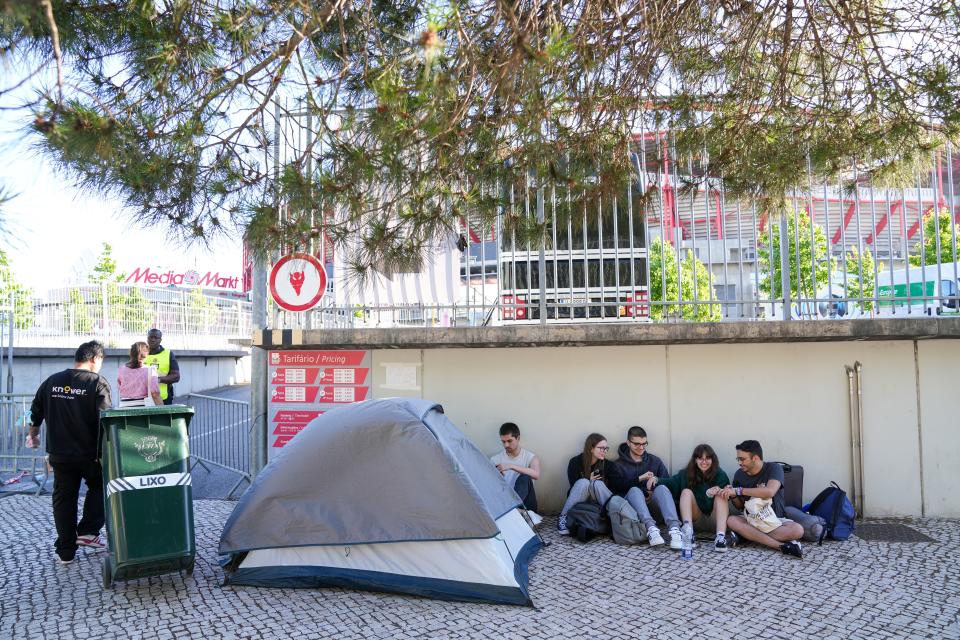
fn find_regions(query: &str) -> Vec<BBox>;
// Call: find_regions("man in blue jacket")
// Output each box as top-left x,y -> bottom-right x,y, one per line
613,426 -> 683,549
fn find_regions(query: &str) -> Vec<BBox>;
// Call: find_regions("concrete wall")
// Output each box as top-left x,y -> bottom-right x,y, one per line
365,343 -> 933,517
5,348 -> 250,398
916,341 -> 960,517
254,320 -> 960,517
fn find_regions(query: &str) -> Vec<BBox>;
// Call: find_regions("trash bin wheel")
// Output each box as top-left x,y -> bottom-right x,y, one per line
185,559 -> 195,577
102,558 -> 112,589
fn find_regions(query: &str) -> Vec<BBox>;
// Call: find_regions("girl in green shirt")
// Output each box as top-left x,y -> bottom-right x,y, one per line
647,444 -> 732,552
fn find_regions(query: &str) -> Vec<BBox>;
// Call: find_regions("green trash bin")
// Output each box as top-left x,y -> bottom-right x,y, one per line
99,405 -> 195,588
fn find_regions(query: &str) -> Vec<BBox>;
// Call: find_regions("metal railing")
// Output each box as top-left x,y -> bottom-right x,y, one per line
0,278 -> 252,348
631,134 -> 960,321
268,103 -> 960,325
0,394 -> 49,495
2,392 -> 253,499
182,393 -> 252,499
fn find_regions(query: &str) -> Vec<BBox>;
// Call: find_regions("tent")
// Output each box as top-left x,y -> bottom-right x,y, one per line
218,398 -> 542,606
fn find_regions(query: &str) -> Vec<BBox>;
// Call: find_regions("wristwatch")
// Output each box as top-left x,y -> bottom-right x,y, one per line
736,487 -> 743,497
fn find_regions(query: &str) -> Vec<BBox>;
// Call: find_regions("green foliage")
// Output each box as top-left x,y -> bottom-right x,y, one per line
0,251 -> 35,329
757,209 -> 832,301
64,288 -> 91,333
757,208 -> 881,314
3,1 -> 957,271
909,208 -> 960,267
89,243 -> 125,283
844,245 -> 880,313
122,287 -> 153,333
648,237 -> 721,322
86,243 -> 127,329
183,287 -> 219,333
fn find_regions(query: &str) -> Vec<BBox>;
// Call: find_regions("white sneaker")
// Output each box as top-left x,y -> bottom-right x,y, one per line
669,527 -> 683,550
647,526 -> 665,546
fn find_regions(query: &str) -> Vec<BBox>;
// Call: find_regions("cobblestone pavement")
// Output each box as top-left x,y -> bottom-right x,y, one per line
1,496 -> 958,640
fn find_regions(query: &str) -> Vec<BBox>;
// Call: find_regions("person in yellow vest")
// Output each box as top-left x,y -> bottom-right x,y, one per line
144,328 -> 181,405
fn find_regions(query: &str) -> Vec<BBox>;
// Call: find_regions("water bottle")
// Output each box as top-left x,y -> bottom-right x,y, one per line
680,522 -> 694,560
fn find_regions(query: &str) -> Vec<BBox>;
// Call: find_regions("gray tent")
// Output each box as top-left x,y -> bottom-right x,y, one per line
219,398 -> 541,605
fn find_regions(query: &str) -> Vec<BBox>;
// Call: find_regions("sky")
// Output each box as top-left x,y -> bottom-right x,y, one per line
0,54 -> 243,295
1,131 -> 243,293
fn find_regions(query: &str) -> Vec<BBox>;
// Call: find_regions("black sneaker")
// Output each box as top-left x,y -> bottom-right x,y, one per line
714,533 -> 728,552
780,541 -> 803,559
726,530 -> 738,548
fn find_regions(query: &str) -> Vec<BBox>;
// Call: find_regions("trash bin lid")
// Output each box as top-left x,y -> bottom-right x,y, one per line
100,405 -> 195,419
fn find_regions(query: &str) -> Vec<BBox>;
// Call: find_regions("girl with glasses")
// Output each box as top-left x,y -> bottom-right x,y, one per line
557,433 -> 624,535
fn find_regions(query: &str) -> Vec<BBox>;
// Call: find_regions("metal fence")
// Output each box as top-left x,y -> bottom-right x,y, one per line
1,392 -> 252,499
0,394 -> 48,495
1,278 -> 252,348
632,134 -> 960,321
183,393 -> 251,499
270,103 -> 960,325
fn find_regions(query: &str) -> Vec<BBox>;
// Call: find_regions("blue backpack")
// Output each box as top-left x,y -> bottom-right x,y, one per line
804,481 -> 856,543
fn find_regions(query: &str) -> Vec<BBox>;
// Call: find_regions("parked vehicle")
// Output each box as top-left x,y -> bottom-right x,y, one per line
876,262 -> 960,316
764,283 -> 861,320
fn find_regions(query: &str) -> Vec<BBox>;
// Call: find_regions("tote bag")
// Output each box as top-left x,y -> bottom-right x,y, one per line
744,497 -> 781,533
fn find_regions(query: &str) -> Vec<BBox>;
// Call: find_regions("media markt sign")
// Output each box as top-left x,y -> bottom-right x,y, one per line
125,267 -> 240,290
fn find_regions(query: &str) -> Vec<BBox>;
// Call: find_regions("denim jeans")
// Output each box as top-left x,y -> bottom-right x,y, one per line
625,484 -> 681,531
560,478 -> 613,515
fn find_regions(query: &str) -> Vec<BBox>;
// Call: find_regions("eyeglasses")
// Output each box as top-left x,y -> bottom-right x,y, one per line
628,440 -> 648,447
595,446 -> 610,452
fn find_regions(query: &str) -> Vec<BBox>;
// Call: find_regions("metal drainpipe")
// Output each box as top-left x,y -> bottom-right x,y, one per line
845,364 -> 860,516
853,361 -> 865,519
843,363 -> 863,517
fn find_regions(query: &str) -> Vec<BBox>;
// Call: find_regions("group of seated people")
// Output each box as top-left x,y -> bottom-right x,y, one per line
490,423 -> 806,559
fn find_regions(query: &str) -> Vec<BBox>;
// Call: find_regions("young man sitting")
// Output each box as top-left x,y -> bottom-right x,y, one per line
721,440 -> 805,558
613,426 -> 683,549
490,422 -> 540,513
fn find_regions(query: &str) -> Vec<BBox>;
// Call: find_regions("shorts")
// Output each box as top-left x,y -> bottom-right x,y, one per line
692,512 -> 717,533
692,504 -> 744,533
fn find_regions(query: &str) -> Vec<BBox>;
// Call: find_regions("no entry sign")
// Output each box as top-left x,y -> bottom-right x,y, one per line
269,253 -> 327,312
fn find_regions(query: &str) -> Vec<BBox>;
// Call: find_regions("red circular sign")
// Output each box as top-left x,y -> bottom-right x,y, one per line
269,253 -> 328,312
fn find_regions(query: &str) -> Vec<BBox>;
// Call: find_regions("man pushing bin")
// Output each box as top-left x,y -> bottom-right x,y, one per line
26,341 -> 112,565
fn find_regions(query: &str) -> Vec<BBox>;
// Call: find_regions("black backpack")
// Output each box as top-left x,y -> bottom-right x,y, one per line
566,501 -> 610,542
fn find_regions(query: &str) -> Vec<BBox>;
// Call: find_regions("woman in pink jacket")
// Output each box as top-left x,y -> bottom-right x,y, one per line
117,342 -> 162,407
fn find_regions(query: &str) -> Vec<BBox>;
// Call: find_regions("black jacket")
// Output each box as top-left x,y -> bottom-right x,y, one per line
612,443 -> 669,497
31,368 -> 112,459
566,455 -> 627,495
